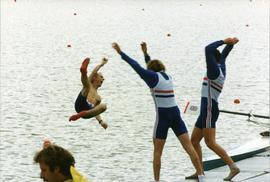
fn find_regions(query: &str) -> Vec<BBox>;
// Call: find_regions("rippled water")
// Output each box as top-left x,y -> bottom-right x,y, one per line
1,0 -> 269,181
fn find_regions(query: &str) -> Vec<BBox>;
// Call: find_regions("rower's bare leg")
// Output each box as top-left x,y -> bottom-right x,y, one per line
186,127 -> 204,179
153,138 -> 166,181
203,128 -> 240,181
69,103 -> 107,122
178,133 -> 204,181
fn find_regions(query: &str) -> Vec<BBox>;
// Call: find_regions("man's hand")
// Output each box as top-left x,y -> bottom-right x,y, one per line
112,43 -> 121,54
232,37 -> 239,44
100,120 -> 108,129
224,37 -> 239,45
101,58 -> 108,66
141,42 -> 148,54
224,38 -> 234,45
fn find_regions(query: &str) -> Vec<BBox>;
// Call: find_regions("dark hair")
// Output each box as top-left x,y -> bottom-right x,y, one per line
147,59 -> 166,72
34,144 -> 75,177
214,50 -> 221,63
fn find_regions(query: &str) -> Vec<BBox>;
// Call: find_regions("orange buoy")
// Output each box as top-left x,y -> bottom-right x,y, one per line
67,44 -> 72,48
234,99 -> 240,104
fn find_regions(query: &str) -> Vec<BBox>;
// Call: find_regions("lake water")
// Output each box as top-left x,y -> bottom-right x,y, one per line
0,0 -> 269,181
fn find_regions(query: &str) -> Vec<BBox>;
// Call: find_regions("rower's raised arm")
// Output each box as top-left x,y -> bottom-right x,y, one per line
88,58 -> 108,81
112,42 -> 158,88
141,42 -> 151,64
221,37 -> 239,61
205,40 -> 224,79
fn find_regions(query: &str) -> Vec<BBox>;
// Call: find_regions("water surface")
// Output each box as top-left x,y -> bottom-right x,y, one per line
0,0 -> 269,181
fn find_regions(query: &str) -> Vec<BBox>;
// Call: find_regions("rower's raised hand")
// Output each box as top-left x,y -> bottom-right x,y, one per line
141,42 -> 148,54
112,43 -> 121,54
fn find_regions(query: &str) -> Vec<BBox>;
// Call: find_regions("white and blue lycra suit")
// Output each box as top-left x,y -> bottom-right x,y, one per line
196,40 -> 234,128
120,52 -> 187,139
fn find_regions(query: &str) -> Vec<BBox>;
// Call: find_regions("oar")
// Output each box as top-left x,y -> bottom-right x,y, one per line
219,110 -> 270,119
183,102 -> 270,119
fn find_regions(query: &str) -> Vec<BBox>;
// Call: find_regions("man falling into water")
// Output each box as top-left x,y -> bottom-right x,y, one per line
69,57 -> 108,129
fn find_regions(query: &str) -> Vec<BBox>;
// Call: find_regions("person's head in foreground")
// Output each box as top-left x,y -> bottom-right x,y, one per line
34,141 -> 75,182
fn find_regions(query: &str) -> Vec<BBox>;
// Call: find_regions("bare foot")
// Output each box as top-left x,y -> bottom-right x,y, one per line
80,58 -> 90,75
224,167 -> 240,181
69,111 -> 88,122
185,173 -> 198,179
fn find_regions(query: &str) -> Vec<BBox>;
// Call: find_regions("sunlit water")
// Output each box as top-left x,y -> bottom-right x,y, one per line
0,0 -> 269,181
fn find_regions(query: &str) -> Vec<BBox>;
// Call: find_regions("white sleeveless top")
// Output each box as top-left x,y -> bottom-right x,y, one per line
201,67 -> 225,102
151,72 -> 177,108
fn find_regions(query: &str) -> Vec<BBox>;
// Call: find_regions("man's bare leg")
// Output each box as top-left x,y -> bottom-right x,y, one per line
69,103 -> 107,122
178,133 -> 204,181
185,127 -> 204,179
153,138 -> 166,181
203,128 -> 240,181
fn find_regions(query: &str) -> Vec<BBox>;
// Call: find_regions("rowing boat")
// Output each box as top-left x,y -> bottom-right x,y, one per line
203,132 -> 270,171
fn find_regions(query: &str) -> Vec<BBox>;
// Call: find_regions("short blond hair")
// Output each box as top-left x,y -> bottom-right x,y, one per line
147,59 -> 166,72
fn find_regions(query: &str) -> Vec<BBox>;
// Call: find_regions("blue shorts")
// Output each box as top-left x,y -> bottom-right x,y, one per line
74,92 -> 94,113
195,97 -> 219,128
153,106 -> 188,139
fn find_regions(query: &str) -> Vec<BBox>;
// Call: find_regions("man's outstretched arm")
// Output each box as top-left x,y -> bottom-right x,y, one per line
112,42 -> 158,88
88,58 -> 108,81
141,42 -> 151,64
